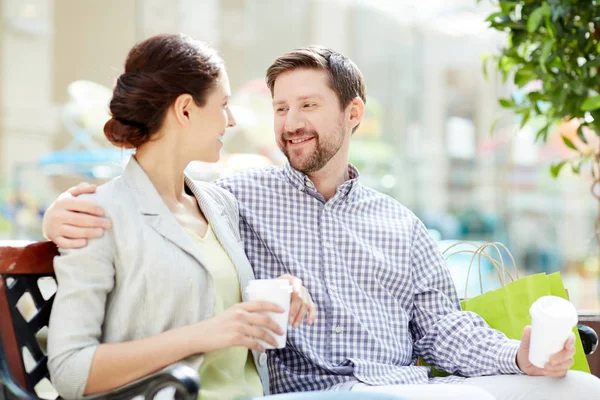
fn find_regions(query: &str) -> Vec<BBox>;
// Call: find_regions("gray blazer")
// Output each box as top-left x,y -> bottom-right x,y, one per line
47,158 -> 270,399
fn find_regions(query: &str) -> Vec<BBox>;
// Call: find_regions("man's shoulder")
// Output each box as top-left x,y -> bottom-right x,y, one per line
192,179 -> 239,211
357,185 -> 417,219
214,166 -> 286,191
193,179 -> 236,200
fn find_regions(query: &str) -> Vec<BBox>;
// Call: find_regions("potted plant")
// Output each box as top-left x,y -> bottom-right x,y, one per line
481,0 -> 600,240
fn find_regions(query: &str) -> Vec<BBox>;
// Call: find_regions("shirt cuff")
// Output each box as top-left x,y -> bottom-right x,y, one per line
496,339 -> 524,375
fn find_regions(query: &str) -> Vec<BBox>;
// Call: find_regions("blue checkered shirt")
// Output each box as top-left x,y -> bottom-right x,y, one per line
216,163 -> 521,393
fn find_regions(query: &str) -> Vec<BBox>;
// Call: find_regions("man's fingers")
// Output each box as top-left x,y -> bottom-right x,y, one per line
64,211 -> 111,229
520,326 -> 532,349
544,368 -> 570,378
565,333 -> 575,351
61,197 -> 106,216
67,183 -> 97,196
548,339 -> 576,365
546,356 -> 574,371
293,302 -> 310,328
60,225 -> 105,240
307,302 -> 317,325
288,296 -> 303,324
54,236 -> 88,249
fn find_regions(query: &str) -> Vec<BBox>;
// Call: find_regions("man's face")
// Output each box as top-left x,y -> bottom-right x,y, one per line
272,69 -> 348,174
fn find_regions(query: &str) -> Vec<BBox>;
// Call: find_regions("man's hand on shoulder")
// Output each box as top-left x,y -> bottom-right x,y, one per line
42,182 -> 112,248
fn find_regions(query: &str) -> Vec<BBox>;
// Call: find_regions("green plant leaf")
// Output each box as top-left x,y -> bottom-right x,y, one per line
546,22 -> 556,39
482,53 -> 491,80
582,95 -> 600,111
520,109 -> 531,129
527,4 -> 548,33
489,115 -> 500,136
587,58 -> 600,68
500,2 -> 516,14
535,124 -> 551,142
550,160 -> 567,178
514,67 -> 538,87
499,98 -> 514,108
571,81 -> 586,96
486,12 -> 505,23
571,160 -> 583,175
577,124 -> 589,144
539,40 -> 553,73
561,135 -> 577,150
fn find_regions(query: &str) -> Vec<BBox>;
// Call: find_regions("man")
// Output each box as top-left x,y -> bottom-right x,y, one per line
43,46 -> 600,399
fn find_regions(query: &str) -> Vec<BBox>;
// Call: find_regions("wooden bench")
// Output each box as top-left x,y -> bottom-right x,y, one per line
0,241 -> 199,400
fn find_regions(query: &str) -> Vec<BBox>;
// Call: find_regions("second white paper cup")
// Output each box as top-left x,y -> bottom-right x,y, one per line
245,279 -> 292,349
528,295 -> 577,368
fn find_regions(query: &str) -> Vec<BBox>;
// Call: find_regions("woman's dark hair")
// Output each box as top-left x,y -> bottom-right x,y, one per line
104,33 -> 224,148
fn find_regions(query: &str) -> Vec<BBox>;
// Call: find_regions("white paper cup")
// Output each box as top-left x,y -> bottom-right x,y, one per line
245,279 -> 292,349
528,295 -> 577,368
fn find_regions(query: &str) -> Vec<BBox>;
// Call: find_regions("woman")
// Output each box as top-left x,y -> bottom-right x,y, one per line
47,33 -> 315,400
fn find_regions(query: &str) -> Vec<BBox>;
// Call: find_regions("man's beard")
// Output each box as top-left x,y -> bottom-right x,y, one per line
281,126 -> 345,174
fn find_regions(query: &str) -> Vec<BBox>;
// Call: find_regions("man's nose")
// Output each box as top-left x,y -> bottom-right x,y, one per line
284,110 -> 306,133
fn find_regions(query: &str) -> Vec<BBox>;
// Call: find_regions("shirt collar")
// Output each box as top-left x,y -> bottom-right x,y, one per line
282,162 -> 361,200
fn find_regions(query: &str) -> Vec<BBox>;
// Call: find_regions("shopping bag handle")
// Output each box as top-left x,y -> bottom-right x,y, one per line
443,241 -> 520,297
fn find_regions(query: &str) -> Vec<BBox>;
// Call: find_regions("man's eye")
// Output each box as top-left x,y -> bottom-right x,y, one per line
304,103 -> 316,108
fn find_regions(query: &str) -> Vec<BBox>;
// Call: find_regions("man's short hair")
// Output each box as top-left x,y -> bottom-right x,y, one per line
266,46 -> 367,126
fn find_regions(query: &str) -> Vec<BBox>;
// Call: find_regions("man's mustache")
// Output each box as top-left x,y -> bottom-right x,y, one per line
282,130 -> 319,141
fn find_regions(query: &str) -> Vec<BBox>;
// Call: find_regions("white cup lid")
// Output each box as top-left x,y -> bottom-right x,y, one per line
529,296 -> 577,327
246,279 -> 293,293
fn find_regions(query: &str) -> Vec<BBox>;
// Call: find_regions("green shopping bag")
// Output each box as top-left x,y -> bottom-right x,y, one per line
427,242 -> 590,375
461,272 -> 590,373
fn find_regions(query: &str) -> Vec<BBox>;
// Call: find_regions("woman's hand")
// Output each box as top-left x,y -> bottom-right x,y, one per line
192,301 -> 284,353
278,274 -> 317,328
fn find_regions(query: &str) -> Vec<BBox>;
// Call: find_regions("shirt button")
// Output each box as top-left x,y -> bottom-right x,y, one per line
334,326 -> 343,334
259,352 -> 267,366
298,185 -> 304,192
328,284 -> 336,292
324,242 -> 334,249
306,181 -> 314,188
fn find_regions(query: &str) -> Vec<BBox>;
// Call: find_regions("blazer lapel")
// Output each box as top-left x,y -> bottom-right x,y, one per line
121,158 -> 209,271
185,176 -> 256,296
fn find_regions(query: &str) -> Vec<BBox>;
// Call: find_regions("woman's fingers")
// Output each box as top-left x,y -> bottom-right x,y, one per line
241,300 -> 285,314
246,312 -> 283,335
244,325 -> 279,348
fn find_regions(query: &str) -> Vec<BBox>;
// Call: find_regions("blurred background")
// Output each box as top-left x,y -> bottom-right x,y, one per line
0,0 -> 598,311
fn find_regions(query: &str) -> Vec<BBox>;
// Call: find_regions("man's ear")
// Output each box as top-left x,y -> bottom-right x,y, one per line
348,96 -> 365,132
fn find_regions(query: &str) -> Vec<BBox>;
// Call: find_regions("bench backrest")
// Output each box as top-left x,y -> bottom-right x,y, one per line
0,241 -> 59,397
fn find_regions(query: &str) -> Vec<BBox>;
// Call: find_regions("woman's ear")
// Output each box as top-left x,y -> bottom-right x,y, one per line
173,94 -> 194,126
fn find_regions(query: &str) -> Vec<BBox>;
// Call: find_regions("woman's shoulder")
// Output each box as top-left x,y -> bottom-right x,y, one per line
78,177 -> 134,218
191,180 -> 239,214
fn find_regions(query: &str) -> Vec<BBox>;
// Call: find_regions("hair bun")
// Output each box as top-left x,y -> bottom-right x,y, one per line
103,118 -> 147,149
103,34 -> 223,149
